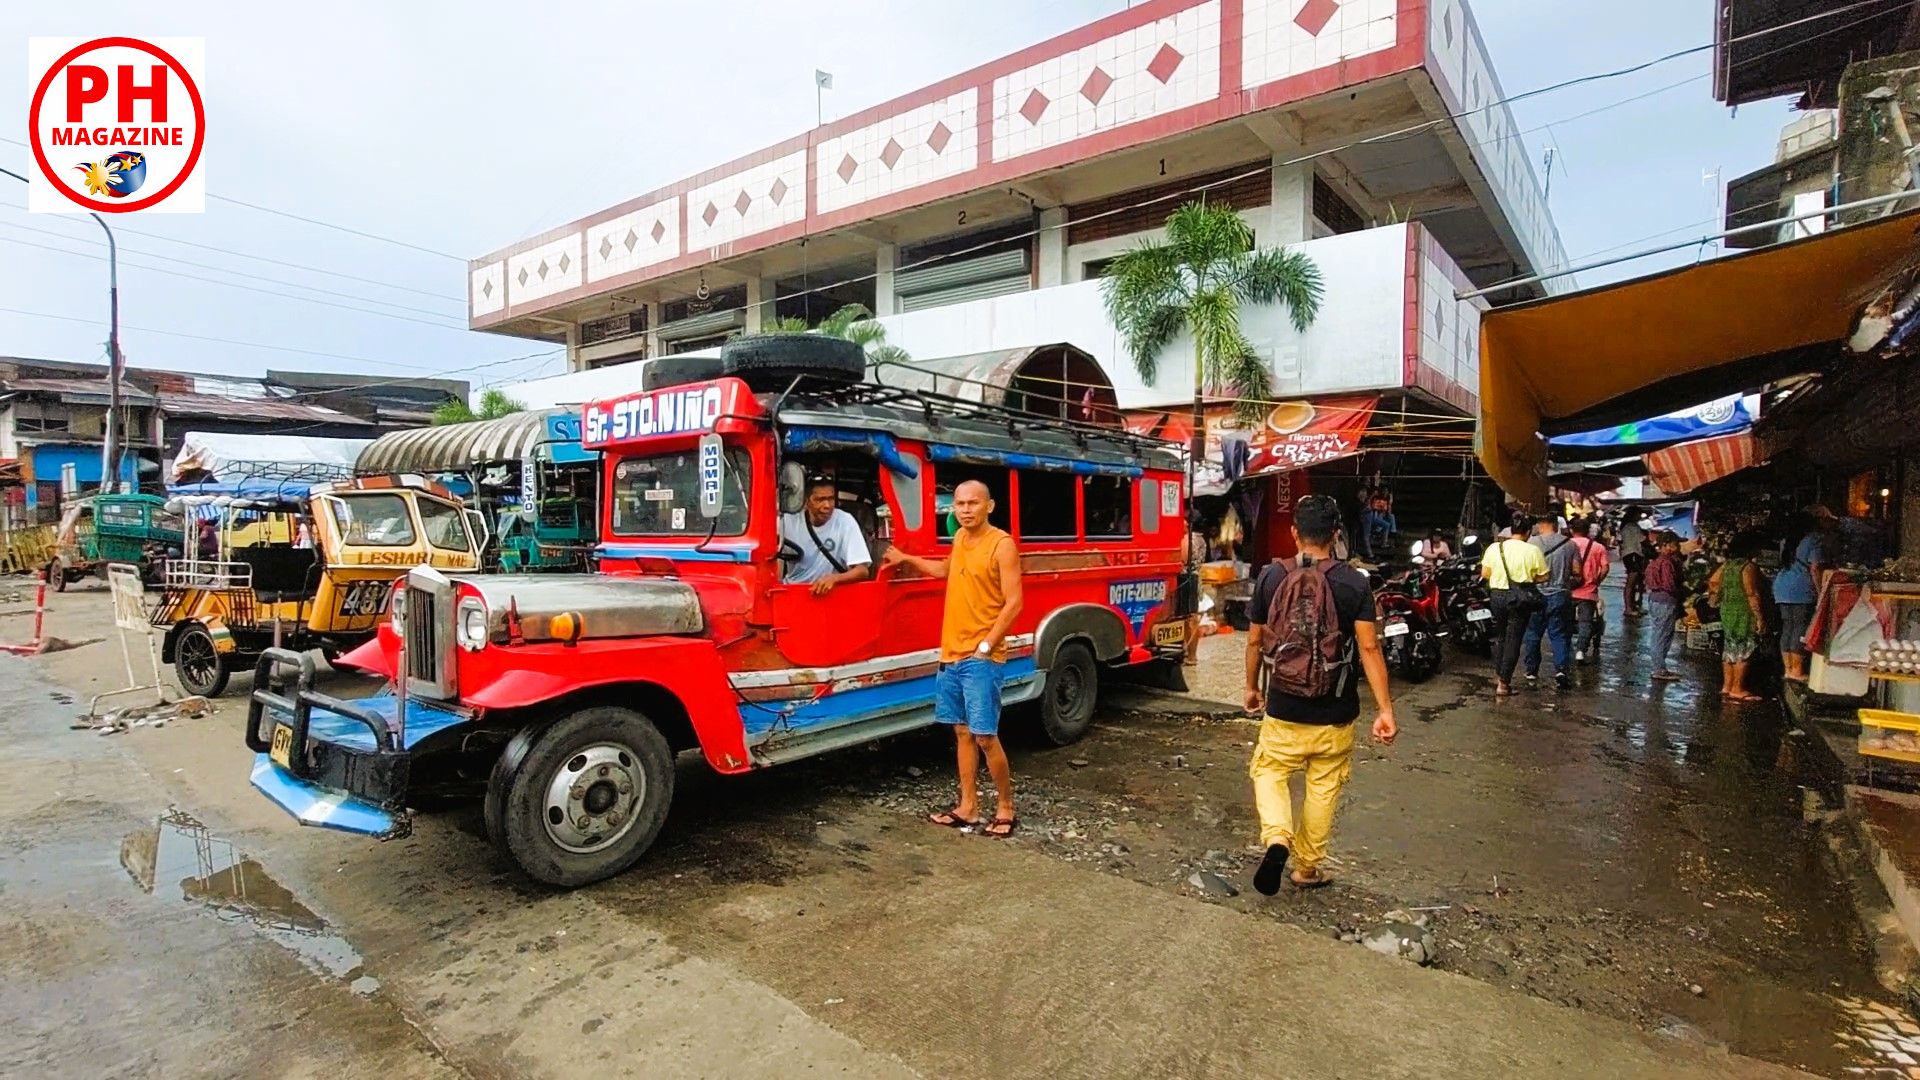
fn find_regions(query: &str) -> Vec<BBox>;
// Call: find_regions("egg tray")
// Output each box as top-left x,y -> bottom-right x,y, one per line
1868,640 -> 1920,679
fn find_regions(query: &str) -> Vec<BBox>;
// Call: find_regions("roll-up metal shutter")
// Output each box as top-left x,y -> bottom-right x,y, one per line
656,308 -> 745,341
898,274 -> 1033,312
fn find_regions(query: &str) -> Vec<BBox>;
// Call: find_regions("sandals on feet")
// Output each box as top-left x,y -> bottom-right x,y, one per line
982,817 -> 1018,838
1289,869 -> 1332,889
928,808 -> 981,829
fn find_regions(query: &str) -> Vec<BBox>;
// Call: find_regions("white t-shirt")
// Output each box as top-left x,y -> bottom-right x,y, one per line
779,508 -> 872,584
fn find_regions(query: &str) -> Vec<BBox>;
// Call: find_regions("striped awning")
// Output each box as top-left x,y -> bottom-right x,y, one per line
1644,431 -> 1760,495
355,410 -> 555,475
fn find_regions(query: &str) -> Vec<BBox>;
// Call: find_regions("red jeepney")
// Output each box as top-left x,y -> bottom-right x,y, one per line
244,336 -> 1189,886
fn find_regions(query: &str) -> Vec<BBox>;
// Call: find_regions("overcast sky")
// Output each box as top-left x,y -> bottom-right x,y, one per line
0,1 -> 1795,392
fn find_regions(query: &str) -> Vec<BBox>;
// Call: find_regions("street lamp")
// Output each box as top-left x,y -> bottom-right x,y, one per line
0,164 -> 125,495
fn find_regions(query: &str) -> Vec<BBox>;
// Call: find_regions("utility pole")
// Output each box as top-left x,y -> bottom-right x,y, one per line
0,166 -> 125,493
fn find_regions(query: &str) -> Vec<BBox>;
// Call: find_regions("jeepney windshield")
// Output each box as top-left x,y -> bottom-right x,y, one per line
417,497 -> 473,552
611,448 -> 750,537
329,492 -> 416,546
97,500 -> 146,529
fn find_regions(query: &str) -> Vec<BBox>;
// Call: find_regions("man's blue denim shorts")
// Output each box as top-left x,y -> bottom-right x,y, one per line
934,657 -> 1003,736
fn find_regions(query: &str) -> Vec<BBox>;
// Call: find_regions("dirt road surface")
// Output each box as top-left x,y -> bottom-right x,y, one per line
3,579 -> 1909,1078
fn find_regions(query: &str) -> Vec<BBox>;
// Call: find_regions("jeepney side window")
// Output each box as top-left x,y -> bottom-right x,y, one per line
418,498 -> 473,552
611,448 -> 750,537
1016,470 -> 1077,542
98,500 -> 144,528
890,451 -> 924,532
1139,479 -> 1162,533
1084,475 -> 1133,540
934,464 -> 1010,542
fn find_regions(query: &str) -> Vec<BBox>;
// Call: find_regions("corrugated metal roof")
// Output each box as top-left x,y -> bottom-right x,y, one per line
355,410 -> 554,474
2,377 -> 160,403
156,391 -> 360,424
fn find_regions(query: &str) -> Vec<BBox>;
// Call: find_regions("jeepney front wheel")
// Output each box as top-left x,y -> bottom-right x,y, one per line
487,706 -> 675,888
1037,641 -> 1099,746
174,624 -> 231,698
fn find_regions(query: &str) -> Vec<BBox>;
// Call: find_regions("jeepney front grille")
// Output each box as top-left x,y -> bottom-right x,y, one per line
405,584 -> 439,686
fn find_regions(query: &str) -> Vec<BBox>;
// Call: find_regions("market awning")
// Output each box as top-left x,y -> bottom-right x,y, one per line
1643,431 -> 1762,495
870,343 -> 1121,428
355,410 -> 560,475
1479,207 -> 1920,506
1547,394 -> 1753,462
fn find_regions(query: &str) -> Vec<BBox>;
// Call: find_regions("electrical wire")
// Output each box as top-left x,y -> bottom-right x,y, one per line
0,234 -> 471,332
0,302 -> 559,375
0,218 -> 463,320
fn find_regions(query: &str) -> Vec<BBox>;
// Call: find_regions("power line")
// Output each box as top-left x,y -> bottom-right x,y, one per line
0,234 -> 472,332
0,302 -> 558,375
204,193 -> 468,262
86,216 -> 462,302
0,218 -> 463,321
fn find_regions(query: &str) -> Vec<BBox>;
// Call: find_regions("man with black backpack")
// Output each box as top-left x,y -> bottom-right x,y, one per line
1242,494 -> 1397,896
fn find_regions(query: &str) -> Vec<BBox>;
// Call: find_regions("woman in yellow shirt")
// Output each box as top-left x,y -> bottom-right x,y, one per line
1480,520 -> 1548,697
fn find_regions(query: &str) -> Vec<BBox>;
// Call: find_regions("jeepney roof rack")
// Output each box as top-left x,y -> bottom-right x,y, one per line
778,380 -> 1173,461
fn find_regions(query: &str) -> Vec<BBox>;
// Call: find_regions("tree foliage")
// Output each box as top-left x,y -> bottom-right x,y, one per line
431,387 -> 527,426
1100,201 -> 1323,413
771,302 -> 910,367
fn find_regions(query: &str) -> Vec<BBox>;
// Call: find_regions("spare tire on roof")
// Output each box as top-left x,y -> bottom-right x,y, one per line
640,354 -> 725,391
720,333 -> 866,392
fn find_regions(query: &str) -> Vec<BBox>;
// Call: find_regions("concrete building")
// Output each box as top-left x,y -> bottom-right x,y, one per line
470,0 -> 1565,418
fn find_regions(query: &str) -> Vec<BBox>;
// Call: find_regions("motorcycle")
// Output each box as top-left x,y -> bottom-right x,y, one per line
1374,561 -> 1446,682
1435,554 -> 1495,655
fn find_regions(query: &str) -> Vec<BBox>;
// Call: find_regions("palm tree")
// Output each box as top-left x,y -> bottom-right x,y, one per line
771,302 -> 910,368
1101,200 -> 1323,465
432,387 -> 527,426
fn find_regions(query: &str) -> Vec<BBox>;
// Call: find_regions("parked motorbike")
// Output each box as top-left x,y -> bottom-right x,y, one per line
1434,555 -> 1495,655
1374,562 -> 1445,682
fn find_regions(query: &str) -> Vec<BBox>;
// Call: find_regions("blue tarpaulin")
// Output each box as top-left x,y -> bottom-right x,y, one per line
1550,395 -> 1753,452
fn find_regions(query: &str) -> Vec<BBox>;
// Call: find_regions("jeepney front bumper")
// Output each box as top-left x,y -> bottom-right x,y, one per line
243,648 -> 466,840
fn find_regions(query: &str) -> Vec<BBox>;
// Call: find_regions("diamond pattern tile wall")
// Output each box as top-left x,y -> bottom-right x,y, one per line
586,196 -> 680,284
814,87 -> 978,215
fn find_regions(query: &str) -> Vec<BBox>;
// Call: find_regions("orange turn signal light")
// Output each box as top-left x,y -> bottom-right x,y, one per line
550,611 -> 586,645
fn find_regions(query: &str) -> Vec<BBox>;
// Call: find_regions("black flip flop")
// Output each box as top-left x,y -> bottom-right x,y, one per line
982,817 -> 1018,839
928,808 -> 981,829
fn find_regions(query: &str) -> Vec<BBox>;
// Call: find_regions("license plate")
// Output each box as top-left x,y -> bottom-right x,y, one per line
1466,608 -> 1493,622
1153,621 -> 1186,646
1383,620 -> 1410,638
269,723 -> 294,768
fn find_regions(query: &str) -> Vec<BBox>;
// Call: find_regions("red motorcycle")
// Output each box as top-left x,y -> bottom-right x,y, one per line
1375,563 -> 1445,682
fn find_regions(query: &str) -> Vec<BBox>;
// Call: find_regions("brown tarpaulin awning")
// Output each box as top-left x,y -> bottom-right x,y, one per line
1478,208 -> 1920,506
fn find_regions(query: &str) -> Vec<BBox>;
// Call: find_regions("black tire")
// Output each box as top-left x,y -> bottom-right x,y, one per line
640,353 -> 726,392
47,560 -> 66,593
720,333 -> 865,392
174,624 -> 231,698
1038,641 -> 1100,746
488,706 -> 675,888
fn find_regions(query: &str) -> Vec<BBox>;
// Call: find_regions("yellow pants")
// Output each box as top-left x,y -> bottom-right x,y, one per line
1248,717 -> 1355,870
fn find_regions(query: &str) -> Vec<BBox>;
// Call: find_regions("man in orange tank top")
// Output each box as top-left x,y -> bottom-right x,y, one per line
882,479 -> 1025,837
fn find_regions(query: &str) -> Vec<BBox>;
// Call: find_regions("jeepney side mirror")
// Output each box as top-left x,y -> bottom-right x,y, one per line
777,459 -> 807,517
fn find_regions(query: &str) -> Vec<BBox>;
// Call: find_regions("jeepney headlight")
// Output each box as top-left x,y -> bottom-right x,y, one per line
456,596 -> 488,651
391,583 -> 407,638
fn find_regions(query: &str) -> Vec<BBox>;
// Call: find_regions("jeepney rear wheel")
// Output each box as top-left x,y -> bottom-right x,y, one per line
46,559 -> 67,593
174,624 -> 231,698
1037,641 -> 1099,746
489,706 -> 675,888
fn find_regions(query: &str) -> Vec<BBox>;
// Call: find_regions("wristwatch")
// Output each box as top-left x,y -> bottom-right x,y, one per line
976,640 -> 991,655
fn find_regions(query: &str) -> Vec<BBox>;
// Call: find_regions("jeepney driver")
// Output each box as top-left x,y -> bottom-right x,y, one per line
780,477 -> 872,596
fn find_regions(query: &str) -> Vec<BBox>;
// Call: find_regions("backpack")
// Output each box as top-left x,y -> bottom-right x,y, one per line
1260,561 -> 1349,699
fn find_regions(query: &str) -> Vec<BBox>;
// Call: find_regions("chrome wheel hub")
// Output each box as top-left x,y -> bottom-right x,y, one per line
541,742 -> 643,854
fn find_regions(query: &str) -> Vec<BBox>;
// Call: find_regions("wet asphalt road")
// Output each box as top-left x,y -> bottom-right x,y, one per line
0,581 -> 1909,1077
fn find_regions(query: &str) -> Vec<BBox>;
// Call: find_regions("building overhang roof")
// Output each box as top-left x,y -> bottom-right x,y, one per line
1477,207 -> 1920,506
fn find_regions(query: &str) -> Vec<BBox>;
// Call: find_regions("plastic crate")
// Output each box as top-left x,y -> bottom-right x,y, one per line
1859,709 -> 1920,765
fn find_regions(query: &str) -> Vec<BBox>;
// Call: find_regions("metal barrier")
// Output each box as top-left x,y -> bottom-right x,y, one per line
88,563 -> 170,717
163,561 -> 253,590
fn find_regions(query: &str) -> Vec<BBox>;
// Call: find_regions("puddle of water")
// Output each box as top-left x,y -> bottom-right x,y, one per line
120,808 -> 379,995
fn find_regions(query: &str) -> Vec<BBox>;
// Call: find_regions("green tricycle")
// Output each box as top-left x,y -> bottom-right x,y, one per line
47,492 -> 185,590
